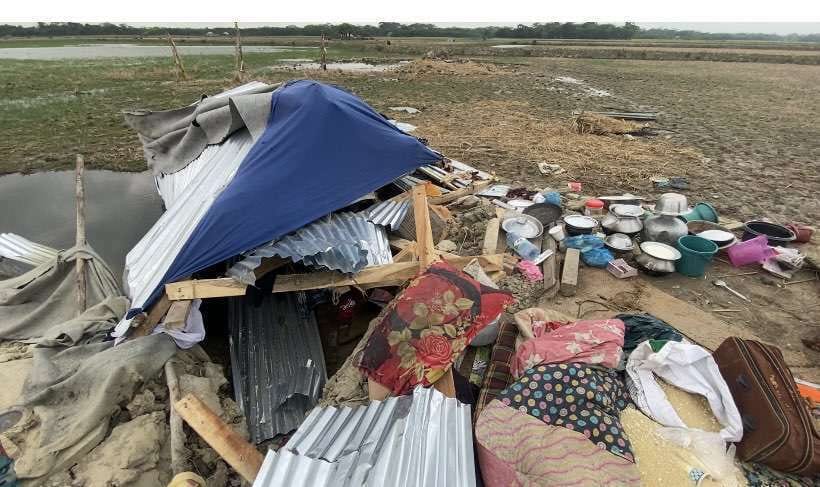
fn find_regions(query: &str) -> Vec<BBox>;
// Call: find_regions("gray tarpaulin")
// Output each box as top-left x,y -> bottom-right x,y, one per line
0,246 -> 121,341
0,246 -> 178,482
123,81 -> 279,175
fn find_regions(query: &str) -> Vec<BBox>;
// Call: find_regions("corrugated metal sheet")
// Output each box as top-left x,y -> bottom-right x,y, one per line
253,386 -> 476,487
228,292 -> 327,444
366,197 -> 411,230
119,129 -> 253,327
226,212 -> 392,285
0,233 -> 58,267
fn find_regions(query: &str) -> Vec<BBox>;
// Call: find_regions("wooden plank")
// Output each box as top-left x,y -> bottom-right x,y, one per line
389,237 -> 415,251
392,243 -> 417,263
429,180 -> 491,205
495,208 -> 509,253
560,248 -> 580,297
429,204 -> 453,222
542,235 -> 560,296
175,394 -> 263,483
166,255 -> 506,301
482,218 -> 500,255
412,184 -> 437,270
164,300 -> 193,331
130,294 -> 172,338
253,256 -> 288,279
433,368 -> 457,398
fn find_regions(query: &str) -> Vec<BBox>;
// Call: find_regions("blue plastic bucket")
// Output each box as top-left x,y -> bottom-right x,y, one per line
676,235 -> 718,277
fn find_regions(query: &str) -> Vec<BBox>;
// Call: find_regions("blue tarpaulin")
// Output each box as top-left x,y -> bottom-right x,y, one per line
135,80 -> 440,313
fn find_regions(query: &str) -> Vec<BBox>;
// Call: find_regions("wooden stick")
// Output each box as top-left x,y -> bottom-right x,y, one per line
165,360 -> 190,475
785,276 -> 819,286
412,184 -> 436,270
234,22 -> 244,79
168,33 -> 187,81
320,33 -> 327,70
175,394 -> 263,483
129,294 -> 172,338
429,180 -> 491,205
75,154 -> 87,315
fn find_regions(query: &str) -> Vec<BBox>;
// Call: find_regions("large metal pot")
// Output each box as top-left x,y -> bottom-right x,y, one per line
601,205 -> 644,235
635,241 -> 681,275
643,213 -> 688,245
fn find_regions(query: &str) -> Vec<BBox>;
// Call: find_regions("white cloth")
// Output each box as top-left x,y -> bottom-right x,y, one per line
152,299 -> 205,349
626,340 -> 743,443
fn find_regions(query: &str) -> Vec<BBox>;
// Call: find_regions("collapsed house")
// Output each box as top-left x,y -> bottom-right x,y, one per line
1,78 -> 818,486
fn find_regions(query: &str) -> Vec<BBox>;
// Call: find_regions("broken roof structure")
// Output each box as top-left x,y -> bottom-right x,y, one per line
116,80 -> 440,334
252,386 -> 476,487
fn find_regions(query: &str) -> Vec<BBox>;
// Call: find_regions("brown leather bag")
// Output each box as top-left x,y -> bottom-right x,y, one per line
713,337 -> 819,476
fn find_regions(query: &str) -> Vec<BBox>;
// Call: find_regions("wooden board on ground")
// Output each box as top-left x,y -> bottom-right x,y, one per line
560,248 -> 580,297
429,180 -> 491,205
482,218 -> 500,255
175,394 -> 263,483
494,208 -> 508,253
542,236 -> 560,296
539,268 -> 819,380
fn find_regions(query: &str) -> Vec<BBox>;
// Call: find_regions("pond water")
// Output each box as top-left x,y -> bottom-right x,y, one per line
0,170 -> 162,280
0,44 -> 316,60
273,61 -> 407,72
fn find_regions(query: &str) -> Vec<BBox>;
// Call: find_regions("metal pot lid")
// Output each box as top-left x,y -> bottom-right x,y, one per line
605,233 -> 635,251
502,214 -> 544,239
508,199 -> 535,209
610,204 -> 644,218
640,241 -> 682,261
563,214 -> 598,229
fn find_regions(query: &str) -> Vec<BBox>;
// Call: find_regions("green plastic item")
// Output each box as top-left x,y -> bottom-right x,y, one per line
675,235 -> 718,277
680,202 -> 719,223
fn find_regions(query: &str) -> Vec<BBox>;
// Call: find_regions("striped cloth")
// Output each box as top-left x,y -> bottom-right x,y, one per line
476,399 -> 641,487
475,320 -> 518,421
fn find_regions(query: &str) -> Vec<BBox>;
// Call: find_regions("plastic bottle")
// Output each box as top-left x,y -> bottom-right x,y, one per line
506,232 -> 542,261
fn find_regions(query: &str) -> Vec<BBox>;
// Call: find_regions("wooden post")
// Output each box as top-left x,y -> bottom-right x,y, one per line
234,21 -> 244,80
168,33 -> 187,81
75,154 -> 86,315
175,394 -> 263,483
166,360 -> 190,475
411,184 -> 436,270
320,33 -> 327,70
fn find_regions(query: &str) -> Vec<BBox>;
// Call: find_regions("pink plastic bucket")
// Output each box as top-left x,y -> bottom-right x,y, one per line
727,234 -> 772,267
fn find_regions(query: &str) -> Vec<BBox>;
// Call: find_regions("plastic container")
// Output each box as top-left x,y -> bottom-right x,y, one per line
741,221 -> 796,246
681,202 -> 719,223
726,234 -> 772,267
675,235 -> 718,277
506,232 -> 541,261
584,198 -> 605,217
548,225 -> 566,242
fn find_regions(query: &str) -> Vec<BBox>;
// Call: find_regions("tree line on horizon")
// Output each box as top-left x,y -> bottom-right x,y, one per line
1,22 -> 818,42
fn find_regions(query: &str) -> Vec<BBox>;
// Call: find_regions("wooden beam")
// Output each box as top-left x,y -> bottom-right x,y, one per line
165,254 -> 507,301
253,256 -> 289,279
165,360 -> 190,475
412,184 -> 436,270
560,248 -> 581,297
130,294 -> 172,338
75,154 -> 86,315
175,394 -> 263,483
429,180 -> 491,205
482,218 -> 500,255
392,243 -> 417,263
495,208 -> 509,253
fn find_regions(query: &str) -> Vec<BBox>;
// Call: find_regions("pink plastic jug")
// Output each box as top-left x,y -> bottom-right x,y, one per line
727,235 -> 772,267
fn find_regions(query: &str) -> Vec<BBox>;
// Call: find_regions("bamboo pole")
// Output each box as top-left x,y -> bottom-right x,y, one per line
168,33 -> 187,81
320,33 -> 327,71
75,154 -> 87,315
234,21 -> 244,80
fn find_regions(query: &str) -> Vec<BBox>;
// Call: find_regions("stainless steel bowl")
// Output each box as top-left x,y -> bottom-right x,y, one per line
654,193 -> 690,216
636,241 -> 682,275
605,233 -> 635,252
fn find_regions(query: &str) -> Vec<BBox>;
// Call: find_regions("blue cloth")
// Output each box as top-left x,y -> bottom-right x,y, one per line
137,80 -> 440,313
